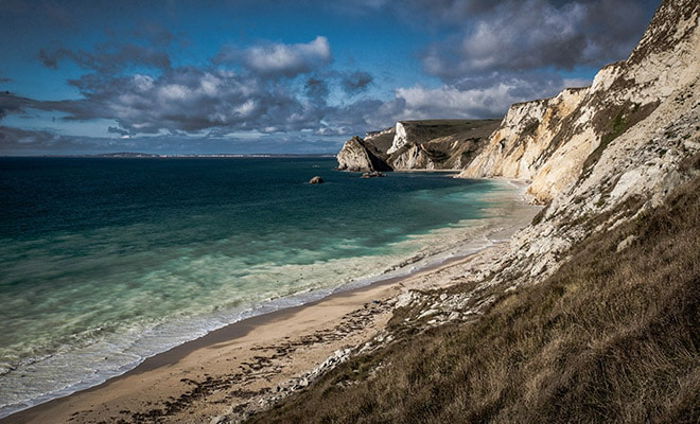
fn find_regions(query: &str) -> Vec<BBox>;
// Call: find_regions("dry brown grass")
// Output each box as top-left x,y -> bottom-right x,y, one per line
247,174 -> 700,424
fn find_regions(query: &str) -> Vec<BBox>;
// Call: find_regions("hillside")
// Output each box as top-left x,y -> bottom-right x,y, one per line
249,161 -> 700,424
249,0 -> 700,422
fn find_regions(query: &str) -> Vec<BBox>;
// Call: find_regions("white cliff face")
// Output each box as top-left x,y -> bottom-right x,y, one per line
387,122 -> 408,154
459,0 -> 700,204
365,127 -> 394,140
505,75 -> 698,288
337,120 -> 499,172
461,0 -> 700,286
460,89 -> 588,183
336,137 -> 377,172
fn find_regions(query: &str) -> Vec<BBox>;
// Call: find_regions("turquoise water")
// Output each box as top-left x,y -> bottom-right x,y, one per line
0,157 -> 521,417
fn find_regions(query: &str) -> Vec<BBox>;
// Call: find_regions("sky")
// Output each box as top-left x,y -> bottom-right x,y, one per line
0,0 -> 659,155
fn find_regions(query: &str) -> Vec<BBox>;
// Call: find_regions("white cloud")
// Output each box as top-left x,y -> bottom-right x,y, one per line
392,76 -> 563,120
217,36 -> 332,78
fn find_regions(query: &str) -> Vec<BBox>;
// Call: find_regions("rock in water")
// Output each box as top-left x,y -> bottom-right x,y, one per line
309,176 -> 324,184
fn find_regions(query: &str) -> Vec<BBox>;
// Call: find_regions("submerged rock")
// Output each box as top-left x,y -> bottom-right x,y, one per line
361,171 -> 385,178
309,176 -> 324,184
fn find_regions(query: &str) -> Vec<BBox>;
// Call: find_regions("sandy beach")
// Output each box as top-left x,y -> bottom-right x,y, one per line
1,181 -> 538,424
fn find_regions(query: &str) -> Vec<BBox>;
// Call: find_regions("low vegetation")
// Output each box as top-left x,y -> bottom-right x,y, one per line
248,173 -> 700,424
582,101 -> 660,176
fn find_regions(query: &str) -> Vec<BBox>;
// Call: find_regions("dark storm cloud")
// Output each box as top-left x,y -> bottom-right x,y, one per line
37,19 -> 178,74
0,65 -> 581,142
7,29 -> 386,139
6,67 -> 341,135
415,0 -> 656,79
327,0 -> 655,121
0,91 -> 33,120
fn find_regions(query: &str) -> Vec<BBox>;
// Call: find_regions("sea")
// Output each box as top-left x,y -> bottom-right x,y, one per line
0,157 -> 529,417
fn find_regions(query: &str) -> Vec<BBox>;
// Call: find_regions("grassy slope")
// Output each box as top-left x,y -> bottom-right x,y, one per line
397,119 -> 501,145
248,172 -> 700,424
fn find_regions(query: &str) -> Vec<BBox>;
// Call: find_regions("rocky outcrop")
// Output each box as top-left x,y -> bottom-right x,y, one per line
459,0 -> 699,204
337,120 -> 499,172
336,136 -> 391,172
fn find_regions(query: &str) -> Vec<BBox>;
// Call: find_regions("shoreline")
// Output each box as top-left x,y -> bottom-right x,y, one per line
1,179 -> 539,424
0,248 -> 481,422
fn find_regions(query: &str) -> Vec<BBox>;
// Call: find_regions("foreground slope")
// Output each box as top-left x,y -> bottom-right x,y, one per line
250,162 -> 700,424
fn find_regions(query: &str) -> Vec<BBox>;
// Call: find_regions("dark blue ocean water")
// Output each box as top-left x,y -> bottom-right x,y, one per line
0,157 -> 519,416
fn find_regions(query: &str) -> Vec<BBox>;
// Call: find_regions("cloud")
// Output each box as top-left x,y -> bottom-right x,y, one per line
107,126 -> 130,136
0,91 -> 33,120
7,0 -> 652,153
0,125 -> 346,156
1,66 -> 574,144
5,67 -> 338,135
304,77 -> 330,106
340,71 -> 373,94
390,72 -> 566,120
418,0 -> 655,80
215,36 -> 332,78
132,22 -> 178,47
39,43 -> 172,73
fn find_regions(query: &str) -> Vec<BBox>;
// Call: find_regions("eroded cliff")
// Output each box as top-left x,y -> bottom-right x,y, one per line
336,120 -> 499,172
459,0 -> 699,203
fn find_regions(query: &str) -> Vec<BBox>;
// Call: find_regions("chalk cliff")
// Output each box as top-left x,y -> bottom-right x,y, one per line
336,136 -> 392,172
459,0 -> 699,204
336,120 -> 499,172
